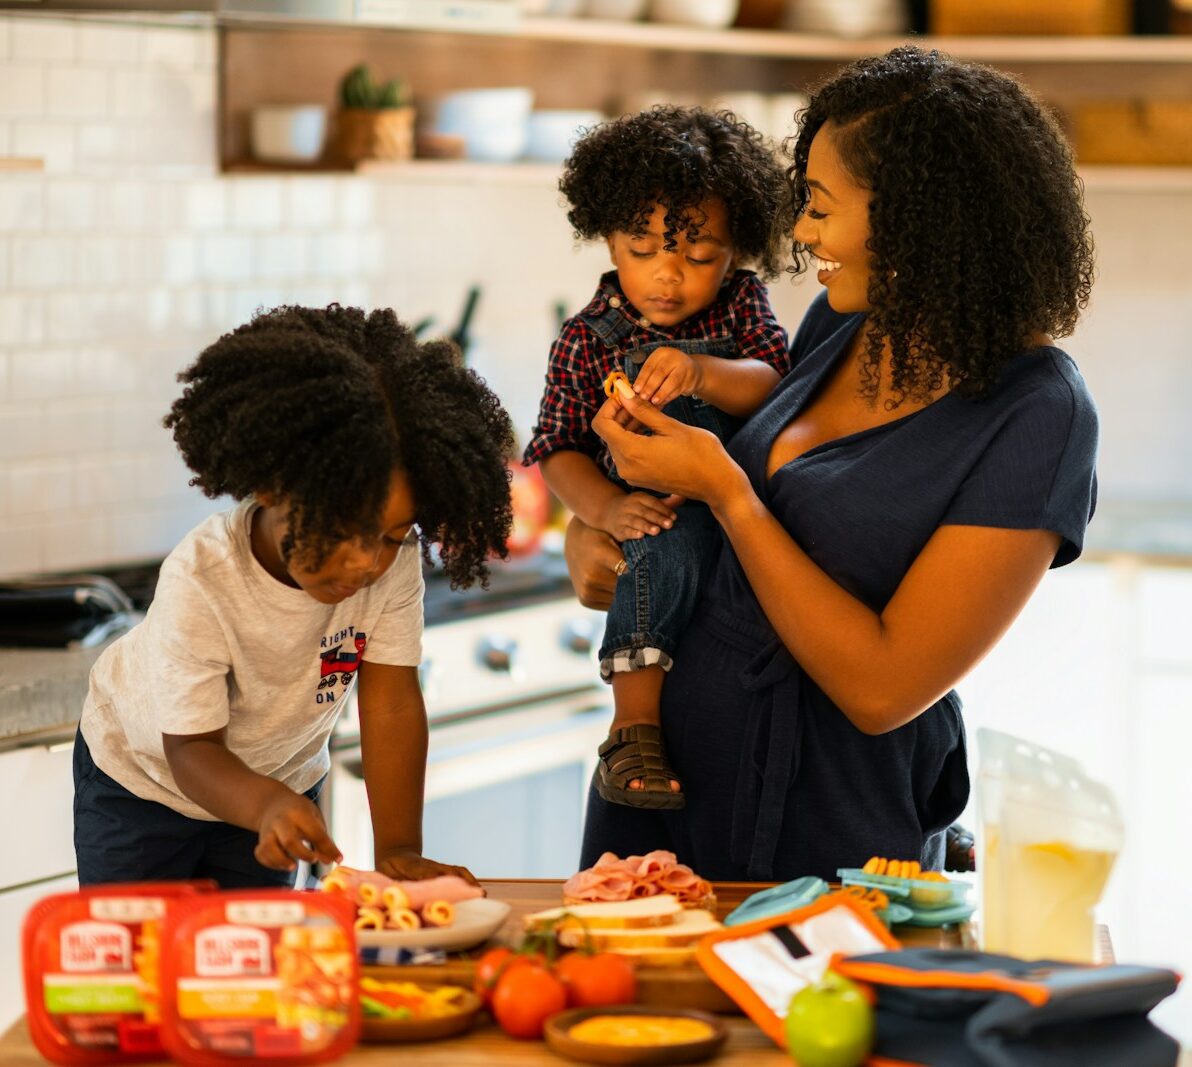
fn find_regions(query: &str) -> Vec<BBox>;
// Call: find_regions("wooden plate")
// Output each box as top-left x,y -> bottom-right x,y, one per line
359,989 -> 483,1043
544,1006 -> 728,1065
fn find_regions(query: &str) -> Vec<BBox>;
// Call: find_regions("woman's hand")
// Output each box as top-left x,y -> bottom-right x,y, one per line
593,379 -> 748,511
563,516 -> 624,610
377,847 -> 480,887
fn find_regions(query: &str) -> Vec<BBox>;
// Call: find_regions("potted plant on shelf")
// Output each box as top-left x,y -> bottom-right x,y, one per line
334,64 -> 414,165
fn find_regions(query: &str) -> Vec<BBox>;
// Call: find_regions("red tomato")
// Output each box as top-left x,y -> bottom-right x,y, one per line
473,947 -> 514,1006
555,951 -> 637,1008
473,947 -> 547,1007
491,962 -> 568,1039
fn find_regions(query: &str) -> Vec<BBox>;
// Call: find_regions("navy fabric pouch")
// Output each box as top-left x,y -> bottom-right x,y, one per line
834,949 -> 1181,1067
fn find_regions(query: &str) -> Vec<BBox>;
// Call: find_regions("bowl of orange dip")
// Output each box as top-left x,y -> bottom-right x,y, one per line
544,1006 -> 727,1064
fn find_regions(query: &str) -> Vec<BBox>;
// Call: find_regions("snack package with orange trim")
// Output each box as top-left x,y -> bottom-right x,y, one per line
23,881 -> 216,1066
158,890 -> 359,1067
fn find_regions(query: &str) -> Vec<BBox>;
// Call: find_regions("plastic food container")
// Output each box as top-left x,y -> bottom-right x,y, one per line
158,891 -> 359,1066
836,869 -> 972,910
23,882 -> 215,1065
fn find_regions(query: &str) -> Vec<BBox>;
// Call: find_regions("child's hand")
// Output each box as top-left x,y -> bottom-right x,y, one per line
377,847 -> 480,887
599,491 -> 678,541
633,347 -> 704,408
255,791 -> 342,871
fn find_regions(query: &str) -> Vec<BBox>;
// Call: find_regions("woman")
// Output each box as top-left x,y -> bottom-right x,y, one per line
567,45 -> 1098,881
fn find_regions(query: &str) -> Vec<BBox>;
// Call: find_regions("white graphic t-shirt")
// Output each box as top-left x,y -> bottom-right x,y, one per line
80,499 -> 423,820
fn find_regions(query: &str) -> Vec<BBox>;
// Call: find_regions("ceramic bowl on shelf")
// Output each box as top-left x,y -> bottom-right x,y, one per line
250,104 -> 327,164
430,87 -> 534,162
524,109 -> 604,162
586,0 -> 649,18
648,0 -> 739,28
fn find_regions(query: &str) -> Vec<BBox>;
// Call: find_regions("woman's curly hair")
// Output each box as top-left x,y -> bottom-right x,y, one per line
788,45 -> 1095,403
164,305 -> 514,588
560,105 -> 791,279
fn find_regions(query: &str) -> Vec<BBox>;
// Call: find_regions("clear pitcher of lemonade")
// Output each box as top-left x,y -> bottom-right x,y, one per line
976,728 -> 1122,963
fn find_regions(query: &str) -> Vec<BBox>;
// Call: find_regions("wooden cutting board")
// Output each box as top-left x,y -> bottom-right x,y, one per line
361,879 -> 969,1015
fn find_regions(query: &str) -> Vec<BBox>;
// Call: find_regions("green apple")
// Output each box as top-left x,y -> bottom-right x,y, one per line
784,971 -> 875,1067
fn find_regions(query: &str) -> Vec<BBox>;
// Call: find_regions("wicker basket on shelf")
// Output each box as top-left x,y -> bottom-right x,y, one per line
334,106 -> 415,164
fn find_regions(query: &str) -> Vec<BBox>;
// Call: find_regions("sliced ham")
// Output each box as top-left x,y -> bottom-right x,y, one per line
563,851 -> 710,904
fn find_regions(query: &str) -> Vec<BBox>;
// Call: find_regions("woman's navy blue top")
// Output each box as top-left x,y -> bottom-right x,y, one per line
580,292 -> 1099,882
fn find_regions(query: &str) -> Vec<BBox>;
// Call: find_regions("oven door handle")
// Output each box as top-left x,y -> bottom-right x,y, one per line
336,706 -> 613,808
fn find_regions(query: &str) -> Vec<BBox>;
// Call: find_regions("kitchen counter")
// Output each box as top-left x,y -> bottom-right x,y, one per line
0,879 -> 970,1066
0,642 -> 108,749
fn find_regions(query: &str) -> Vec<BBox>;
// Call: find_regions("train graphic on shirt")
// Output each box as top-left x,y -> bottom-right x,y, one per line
316,633 -> 367,698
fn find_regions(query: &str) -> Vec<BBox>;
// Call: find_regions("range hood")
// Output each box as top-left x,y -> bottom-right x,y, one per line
0,0 -> 519,29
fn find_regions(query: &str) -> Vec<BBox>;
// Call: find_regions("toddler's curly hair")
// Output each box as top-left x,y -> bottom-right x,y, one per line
164,304 -> 514,587
560,105 -> 791,279
789,45 -> 1095,403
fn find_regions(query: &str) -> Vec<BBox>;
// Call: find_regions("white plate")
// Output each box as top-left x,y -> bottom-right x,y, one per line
355,897 -> 512,952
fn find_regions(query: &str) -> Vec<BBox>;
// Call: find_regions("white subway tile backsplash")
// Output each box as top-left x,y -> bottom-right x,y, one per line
10,235 -> 74,288
7,347 -> 74,401
46,179 -> 98,231
338,180 -> 376,227
100,180 -> 158,230
6,457 -> 74,515
0,293 -> 45,345
38,399 -> 110,456
75,237 -> 133,287
0,64 -> 44,118
75,121 -> 123,168
0,523 -> 45,577
74,453 -> 147,508
285,179 -> 337,229
185,181 -> 226,230
308,231 -> 365,279
13,119 -> 74,172
198,233 -> 254,282
0,403 -> 48,460
108,68 -> 152,120
141,27 -> 196,71
41,513 -> 112,570
231,179 -> 285,230
255,233 -> 309,279
0,122 -> 11,155
0,237 -> 8,289
75,22 -> 142,65
46,65 -> 108,119
0,19 -> 10,61
75,346 -> 140,395
0,176 -> 44,230
11,19 -> 75,63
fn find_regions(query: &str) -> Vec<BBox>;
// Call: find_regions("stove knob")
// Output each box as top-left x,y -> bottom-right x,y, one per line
561,617 -> 598,655
477,634 -> 517,672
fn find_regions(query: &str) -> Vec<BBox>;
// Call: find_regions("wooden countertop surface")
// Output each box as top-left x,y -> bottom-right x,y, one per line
0,878 -> 971,1066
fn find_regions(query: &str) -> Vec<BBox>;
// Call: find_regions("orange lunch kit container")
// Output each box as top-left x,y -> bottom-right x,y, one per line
23,881 -> 217,1065
158,890 -> 359,1066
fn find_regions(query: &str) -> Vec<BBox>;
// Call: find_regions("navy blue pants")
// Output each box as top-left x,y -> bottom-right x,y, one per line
73,727 -> 322,889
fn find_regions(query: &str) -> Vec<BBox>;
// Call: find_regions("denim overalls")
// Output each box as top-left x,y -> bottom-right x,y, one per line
581,287 -> 744,680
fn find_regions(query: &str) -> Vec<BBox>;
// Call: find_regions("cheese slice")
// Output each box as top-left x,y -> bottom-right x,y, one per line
557,909 -> 720,949
524,895 -> 682,932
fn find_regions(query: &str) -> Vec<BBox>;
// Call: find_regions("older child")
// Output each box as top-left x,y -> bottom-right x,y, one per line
524,106 -> 791,811
75,305 -> 513,887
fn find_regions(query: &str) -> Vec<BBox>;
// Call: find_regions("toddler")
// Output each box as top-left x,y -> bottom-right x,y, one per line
524,106 -> 791,810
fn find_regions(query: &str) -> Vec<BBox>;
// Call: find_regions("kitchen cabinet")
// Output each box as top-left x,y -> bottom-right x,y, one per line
0,737 -> 78,1030
216,18 -> 1192,176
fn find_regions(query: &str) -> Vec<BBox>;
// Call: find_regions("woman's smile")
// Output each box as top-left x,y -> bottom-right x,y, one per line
816,256 -> 843,284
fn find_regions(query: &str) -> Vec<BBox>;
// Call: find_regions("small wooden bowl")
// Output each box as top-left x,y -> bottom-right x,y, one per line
544,1005 -> 727,1065
359,989 -> 482,1043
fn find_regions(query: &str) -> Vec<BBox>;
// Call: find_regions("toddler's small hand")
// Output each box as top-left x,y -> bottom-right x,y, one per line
600,491 -> 677,541
633,347 -> 703,408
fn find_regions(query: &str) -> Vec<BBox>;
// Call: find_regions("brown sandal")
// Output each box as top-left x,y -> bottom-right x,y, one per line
596,724 -> 685,811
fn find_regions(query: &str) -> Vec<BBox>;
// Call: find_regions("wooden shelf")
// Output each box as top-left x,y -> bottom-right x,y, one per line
222,157 -> 1192,192
218,19 -> 1192,171
0,157 -> 45,173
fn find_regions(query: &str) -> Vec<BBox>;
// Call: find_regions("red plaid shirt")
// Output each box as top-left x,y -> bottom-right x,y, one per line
523,270 -> 790,475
